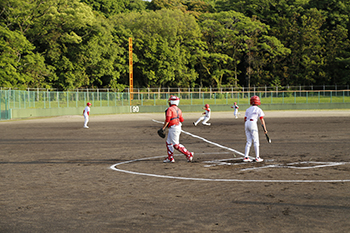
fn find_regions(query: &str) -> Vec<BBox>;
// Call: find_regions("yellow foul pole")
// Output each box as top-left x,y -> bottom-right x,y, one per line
129,37 -> 133,104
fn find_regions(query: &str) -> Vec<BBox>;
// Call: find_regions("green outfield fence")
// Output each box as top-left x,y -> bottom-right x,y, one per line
1,89 -> 350,120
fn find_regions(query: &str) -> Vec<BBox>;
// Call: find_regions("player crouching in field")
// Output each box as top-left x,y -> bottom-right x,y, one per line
243,96 -> 267,162
83,102 -> 91,129
158,96 -> 194,163
193,104 -> 211,126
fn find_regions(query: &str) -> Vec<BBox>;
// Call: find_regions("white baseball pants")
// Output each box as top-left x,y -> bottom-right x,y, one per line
244,120 -> 260,158
195,116 -> 210,126
84,116 -> 89,127
234,109 -> 238,118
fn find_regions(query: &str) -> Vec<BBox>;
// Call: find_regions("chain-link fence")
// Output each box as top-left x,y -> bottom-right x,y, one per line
1,89 -> 349,120
130,90 -> 350,106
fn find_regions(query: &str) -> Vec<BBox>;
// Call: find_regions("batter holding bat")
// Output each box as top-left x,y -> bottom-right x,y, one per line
243,96 -> 268,162
158,95 -> 194,163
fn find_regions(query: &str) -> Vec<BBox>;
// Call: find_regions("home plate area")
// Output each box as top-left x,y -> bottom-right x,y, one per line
203,157 -> 348,170
110,151 -> 350,183
197,154 -> 350,182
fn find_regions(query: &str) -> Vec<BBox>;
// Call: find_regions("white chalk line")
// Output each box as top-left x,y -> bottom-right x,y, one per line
109,155 -> 350,183
203,159 -> 350,170
108,119 -> 350,183
152,119 -> 245,156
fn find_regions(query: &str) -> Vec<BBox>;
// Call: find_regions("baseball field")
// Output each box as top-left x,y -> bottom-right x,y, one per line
1,110 -> 349,232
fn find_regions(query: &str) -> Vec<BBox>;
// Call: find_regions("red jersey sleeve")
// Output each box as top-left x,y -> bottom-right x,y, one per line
179,109 -> 184,122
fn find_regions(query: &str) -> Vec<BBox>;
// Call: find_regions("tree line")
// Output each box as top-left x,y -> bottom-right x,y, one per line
1,0 -> 350,90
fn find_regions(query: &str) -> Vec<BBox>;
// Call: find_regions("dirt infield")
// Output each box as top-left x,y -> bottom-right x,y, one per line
0,110 -> 350,232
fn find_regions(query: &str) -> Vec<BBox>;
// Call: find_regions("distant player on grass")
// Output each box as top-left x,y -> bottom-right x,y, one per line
231,102 -> 239,119
83,102 -> 91,129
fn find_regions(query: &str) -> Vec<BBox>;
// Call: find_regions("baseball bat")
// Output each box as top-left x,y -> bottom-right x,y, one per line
261,124 -> 271,143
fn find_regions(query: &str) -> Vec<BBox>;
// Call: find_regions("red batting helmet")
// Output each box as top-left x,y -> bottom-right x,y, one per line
250,96 -> 261,105
87,102 -> 92,106
168,95 -> 180,106
204,104 -> 209,108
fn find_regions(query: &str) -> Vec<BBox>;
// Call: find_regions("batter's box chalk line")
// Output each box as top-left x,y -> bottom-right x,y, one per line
203,159 -> 350,170
109,120 -> 350,183
109,154 -> 350,183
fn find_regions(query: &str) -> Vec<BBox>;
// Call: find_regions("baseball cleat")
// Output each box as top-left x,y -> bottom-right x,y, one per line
187,152 -> 194,162
255,157 -> 264,162
163,157 -> 175,163
193,122 -> 196,126
84,126 -> 89,129
243,157 -> 252,162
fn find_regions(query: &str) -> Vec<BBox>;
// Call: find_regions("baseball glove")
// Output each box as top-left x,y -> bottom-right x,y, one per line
157,128 -> 166,138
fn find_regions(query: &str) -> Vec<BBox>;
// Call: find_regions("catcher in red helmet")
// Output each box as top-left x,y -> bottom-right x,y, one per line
158,96 -> 194,163
243,96 -> 267,162
193,104 -> 211,126
83,102 -> 92,128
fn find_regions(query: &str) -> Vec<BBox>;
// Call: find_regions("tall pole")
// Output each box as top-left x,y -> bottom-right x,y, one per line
129,37 -> 133,105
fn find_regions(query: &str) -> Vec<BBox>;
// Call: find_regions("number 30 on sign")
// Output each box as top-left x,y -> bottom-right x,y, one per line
130,106 -> 139,113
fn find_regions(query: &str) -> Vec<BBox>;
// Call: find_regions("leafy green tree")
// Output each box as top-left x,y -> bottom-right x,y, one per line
0,0 -> 54,88
183,0 -> 216,18
197,11 -> 244,87
148,0 -> 215,17
297,9 -> 327,85
198,11 -> 290,88
2,0 -> 350,90
81,0 -> 147,17
21,0 -> 124,89
267,8 -> 327,86
305,0 -> 350,85
323,26 -> 350,85
148,0 -> 187,11
127,0 -> 148,12
305,0 -> 350,31
81,0 -> 125,17
214,0 -> 350,86
112,9 -> 201,87
0,0 -> 127,90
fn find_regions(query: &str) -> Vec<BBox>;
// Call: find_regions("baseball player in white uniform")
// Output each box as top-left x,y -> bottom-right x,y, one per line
83,102 -> 91,128
243,96 -> 267,162
193,104 -> 211,126
231,102 -> 239,118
